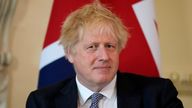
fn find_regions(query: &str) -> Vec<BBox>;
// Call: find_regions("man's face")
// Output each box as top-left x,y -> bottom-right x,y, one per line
67,27 -> 120,91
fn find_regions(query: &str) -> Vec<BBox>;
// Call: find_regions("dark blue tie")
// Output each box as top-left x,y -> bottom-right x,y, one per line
89,93 -> 103,108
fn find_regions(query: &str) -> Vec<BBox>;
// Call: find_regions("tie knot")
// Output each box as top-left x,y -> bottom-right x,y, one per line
90,93 -> 103,108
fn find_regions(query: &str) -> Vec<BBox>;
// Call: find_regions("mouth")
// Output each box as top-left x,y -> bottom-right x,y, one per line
93,66 -> 111,70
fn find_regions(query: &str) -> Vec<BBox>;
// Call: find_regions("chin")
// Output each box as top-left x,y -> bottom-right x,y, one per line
93,70 -> 115,81
95,76 -> 113,84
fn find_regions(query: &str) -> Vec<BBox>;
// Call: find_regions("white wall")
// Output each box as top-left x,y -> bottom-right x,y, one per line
155,0 -> 192,108
6,0 -> 192,108
7,0 -> 53,108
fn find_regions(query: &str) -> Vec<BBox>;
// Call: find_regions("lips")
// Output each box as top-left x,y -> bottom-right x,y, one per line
93,66 -> 111,70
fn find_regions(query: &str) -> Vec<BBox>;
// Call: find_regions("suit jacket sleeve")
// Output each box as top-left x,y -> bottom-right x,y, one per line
160,79 -> 183,108
26,92 -> 39,108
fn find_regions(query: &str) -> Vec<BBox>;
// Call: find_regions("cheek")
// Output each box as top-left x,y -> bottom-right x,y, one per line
111,54 -> 120,68
111,53 -> 119,61
84,56 -> 96,67
75,52 -> 96,66
80,51 -> 97,63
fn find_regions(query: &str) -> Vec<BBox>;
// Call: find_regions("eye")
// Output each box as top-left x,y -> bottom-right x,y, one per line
86,44 -> 98,52
105,43 -> 116,50
106,44 -> 114,48
87,45 -> 96,49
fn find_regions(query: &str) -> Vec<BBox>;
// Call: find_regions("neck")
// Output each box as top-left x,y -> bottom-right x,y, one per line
79,80 -> 108,92
76,75 -> 116,92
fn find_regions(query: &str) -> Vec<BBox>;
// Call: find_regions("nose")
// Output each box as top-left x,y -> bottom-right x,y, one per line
97,47 -> 109,62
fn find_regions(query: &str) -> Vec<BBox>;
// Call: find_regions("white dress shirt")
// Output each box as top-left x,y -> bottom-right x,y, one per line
76,75 -> 117,108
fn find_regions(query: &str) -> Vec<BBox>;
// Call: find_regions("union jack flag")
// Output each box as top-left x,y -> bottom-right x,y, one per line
38,0 -> 160,88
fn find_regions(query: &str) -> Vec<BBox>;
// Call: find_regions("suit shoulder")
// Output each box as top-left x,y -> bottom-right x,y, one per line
117,72 -> 172,87
26,77 -> 78,108
116,72 -> 183,107
29,77 -> 75,98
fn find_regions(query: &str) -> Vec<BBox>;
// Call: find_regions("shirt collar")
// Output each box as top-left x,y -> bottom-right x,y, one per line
99,75 -> 116,99
76,77 -> 94,105
76,75 -> 117,105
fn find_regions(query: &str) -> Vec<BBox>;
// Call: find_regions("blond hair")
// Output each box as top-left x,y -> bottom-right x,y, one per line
60,2 -> 129,54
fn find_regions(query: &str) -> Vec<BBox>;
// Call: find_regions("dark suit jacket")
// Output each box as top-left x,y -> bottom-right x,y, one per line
26,73 -> 183,108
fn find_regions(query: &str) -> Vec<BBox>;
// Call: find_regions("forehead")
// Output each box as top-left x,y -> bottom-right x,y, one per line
79,22 -> 117,41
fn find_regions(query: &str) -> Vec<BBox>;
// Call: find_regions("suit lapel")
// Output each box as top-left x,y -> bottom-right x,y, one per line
117,73 -> 142,108
54,78 -> 78,108
53,73 -> 143,108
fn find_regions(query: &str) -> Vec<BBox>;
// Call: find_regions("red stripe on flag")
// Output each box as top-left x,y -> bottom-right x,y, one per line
117,3 -> 159,77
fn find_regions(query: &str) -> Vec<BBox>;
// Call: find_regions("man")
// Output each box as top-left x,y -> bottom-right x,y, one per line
26,1 -> 183,108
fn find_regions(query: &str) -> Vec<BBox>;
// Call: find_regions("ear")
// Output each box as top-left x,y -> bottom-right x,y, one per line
66,49 -> 74,63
